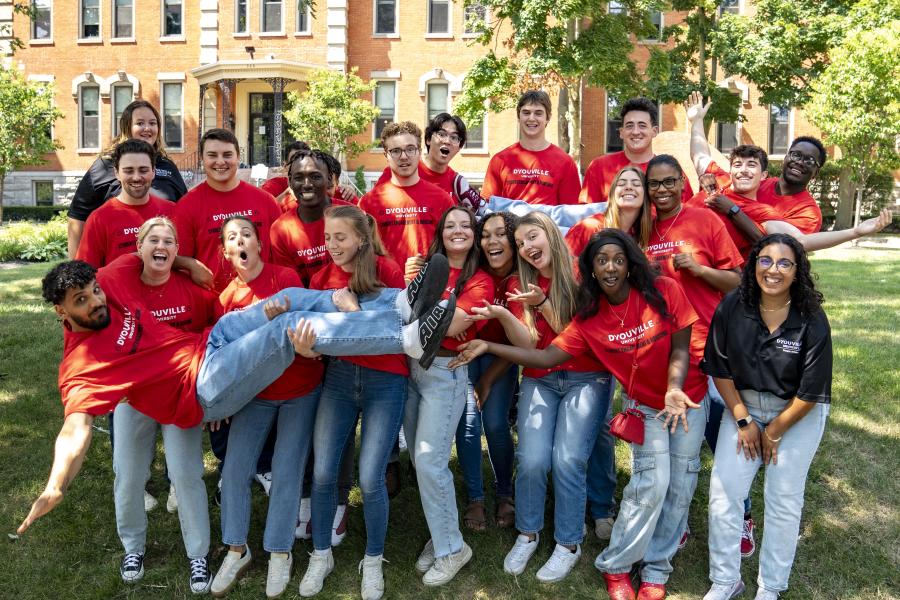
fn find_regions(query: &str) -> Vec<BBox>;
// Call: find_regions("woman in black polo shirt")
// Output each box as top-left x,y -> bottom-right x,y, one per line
702,233 -> 832,600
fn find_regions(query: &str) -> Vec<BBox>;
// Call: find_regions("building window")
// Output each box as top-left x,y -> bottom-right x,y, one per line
720,0 -> 740,15
79,85 -> 100,149
642,10 -> 663,41
605,96 -> 623,153
80,0 -> 100,38
162,0 -> 183,36
608,1 -> 625,15
768,105 -> 790,156
428,0 -> 450,34
112,0 -> 134,38
716,121 -> 739,154
463,2 -> 486,35
162,82 -> 183,149
34,181 -> 54,206
296,2 -> 311,33
235,0 -> 248,33
466,118 -> 485,151
374,0 -> 397,35
31,0 -> 52,40
426,82 -> 449,122
261,0 -> 283,32
203,88 -> 217,133
373,81 -> 396,139
112,84 -> 134,137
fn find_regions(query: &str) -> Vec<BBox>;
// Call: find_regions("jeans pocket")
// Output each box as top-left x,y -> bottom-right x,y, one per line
624,454 -> 659,508
677,457 -> 703,510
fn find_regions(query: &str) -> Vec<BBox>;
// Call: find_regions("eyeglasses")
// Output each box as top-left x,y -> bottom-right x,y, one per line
647,176 -> 682,190
787,150 -> 820,168
386,145 -> 420,159
433,131 -> 462,145
757,256 -> 796,271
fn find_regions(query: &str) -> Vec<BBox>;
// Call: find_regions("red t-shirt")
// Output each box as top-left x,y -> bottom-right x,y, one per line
269,210 -> 329,287
76,196 -> 176,268
553,276 -> 706,410
645,205 -> 743,359
565,212 -> 607,258
478,271 -> 518,344
357,179 -> 456,269
308,255 -> 409,376
217,263 -> 323,400
97,254 -> 216,333
441,267 -> 494,351
508,275 -> 605,378
375,162 -> 458,197
173,181 -> 282,292
481,143 -> 580,205
579,152 -> 694,204
684,189 -> 763,258
59,301 -> 207,428
261,176 -> 289,200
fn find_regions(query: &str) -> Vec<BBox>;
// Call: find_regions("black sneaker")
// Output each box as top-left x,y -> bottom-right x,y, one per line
406,254 -> 450,321
417,295 -> 456,370
120,552 -> 145,583
188,556 -> 212,594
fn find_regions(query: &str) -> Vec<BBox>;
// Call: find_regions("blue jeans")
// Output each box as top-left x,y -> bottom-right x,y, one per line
312,359 -> 407,556
454,353 -> 518,501
112,403 -> 209,559
486,196 -> 607,231
595,394 -> 709,583
705,377 -> 751,515
404,356 -> 469,559
196,287 -> 406,422
708,391 -> 827,593
516,370 -> 611,546
221,389 -> 321,552
587,381 -> 619,519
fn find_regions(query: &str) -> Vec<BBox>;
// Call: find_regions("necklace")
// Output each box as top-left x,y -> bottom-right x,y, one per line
607,292 -> 632,327
654,205 -> 684,240
760,299 -> 791,312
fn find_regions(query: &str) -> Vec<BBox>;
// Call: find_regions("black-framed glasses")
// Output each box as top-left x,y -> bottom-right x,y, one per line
433,131 -> 462,145
757,256 -> 796,271
386,145 -> 420,159
647,176 -> 682,190
787,150 -> 820,168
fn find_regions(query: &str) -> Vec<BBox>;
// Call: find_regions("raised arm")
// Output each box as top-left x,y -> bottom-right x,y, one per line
685,91 -> 713,177
763,208 -> 892,251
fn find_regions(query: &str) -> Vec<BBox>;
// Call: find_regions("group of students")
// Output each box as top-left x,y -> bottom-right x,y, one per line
18,91 -> 891,600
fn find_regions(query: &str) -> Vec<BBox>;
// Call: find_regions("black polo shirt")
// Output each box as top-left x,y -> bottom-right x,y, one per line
702,290 -> 832,403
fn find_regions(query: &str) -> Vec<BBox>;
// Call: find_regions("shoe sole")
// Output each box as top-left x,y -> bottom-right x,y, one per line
299,563 -> 334,598
408,254 -> 450,321
418,294 -> 457,370
211,560 -> 252,598
121,566 -> 144,584
503,545 -> 538,576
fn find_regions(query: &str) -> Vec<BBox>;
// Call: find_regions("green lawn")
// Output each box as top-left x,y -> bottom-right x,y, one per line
0,246 -> 897,599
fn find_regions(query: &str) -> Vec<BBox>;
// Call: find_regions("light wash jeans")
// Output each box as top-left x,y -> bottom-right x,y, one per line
403,355 -> 469,559
220,389 -> 321,553
485,196 -> 608,233
454,353 -> 518,502
704,377 -> 752,515
595,393 -> 709,584
196,287 -> 405,422
113,403 -> 209,559
516,370 -> 611,546
708,390 -> 828,593
312,359 -> 407,556
587,381 -> 619,519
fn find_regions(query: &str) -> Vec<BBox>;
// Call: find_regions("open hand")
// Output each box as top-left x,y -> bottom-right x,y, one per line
506,283 -> 546,307
657,388 -> 701,433
854,208 -> 893,237
447,340 -> 489,369
17,488 -> 64,534
684,91 -> 711,123
467,299 -> 506,322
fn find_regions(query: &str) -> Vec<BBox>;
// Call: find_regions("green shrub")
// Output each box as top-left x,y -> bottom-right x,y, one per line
0,213 -> 67,262
3,206 -> 68,222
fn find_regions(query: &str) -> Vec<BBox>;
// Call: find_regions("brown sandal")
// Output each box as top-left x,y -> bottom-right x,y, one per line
463,500 -> 488,531
495,496 -> 516,528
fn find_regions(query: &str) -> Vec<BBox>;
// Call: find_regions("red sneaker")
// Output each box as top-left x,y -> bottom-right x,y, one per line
740,517 -> 756,558
637,582 -> 667,600
677,526 -> 690,551
603,572 -> 636,600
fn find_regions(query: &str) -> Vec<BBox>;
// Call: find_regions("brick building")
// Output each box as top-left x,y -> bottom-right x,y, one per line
1,0 -> 821,206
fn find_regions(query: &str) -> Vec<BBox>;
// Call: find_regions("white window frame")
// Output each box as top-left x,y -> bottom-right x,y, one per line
234,0 -> 249,34
426,0 -> 452,38
607,1 -> 625,15
111,83 -> 135,138
372,79 -> 399,146
640,10 -> 664,43
78,83 -> 101,151
160,80 -> 185,151
461,113 -> 487,154
111,0 -> 135,42
260,0 -> 285,35
425,81 -> 450,123
30,0 -> 53,44
160,0 -> 185,39
295,1 -> 312,35
78,0 -> 102,42
33,180 -> 55,206
768,105 -> 793,160
373,0 -> 398,37
462,1 -> 488,38
719,0 -> 742,16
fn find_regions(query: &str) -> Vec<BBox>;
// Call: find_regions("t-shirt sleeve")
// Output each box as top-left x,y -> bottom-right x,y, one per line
61,380 -> 124,418
480,156 -> 502,199
558,156 -> 581,205
275,267 -> 304,292
701,296 -> 734,379
74,212 -> 105,267
456,273 -> 494,314
779,199 -> 822,234
550,320 -> 589,359
705,161 -> 732,191
796,312 -> 832,403
68,159 -> 116,221
681,173 -> 695,201
579,160 -> 605,204
708,218 -> 744,270
378,258 -> 406,288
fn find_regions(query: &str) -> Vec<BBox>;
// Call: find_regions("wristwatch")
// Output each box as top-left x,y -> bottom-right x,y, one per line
736,415 -> 753,429
728,204 -> 742,217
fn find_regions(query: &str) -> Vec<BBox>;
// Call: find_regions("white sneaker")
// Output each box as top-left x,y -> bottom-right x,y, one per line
332,504 -> 349,546
298,549 -> 334,597
704,581 -> 746,600
422,542 -> 472,586
166,484 -> 178,514
594,517 -> 615,541
265,552 -> 293,599
255,471 -> 273,496
210,547 -> 252,597
503,534 -> 539,575
143,489 -> 158,512
120,552 -> 145,583
535,543 -> 581,583
754,589 -> 779,600
414,539 -> 435,574
295,497 -> 312,540
359,554 -> 386,600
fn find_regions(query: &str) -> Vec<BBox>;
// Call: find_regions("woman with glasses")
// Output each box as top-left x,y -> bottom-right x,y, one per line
702,234 -> 832,600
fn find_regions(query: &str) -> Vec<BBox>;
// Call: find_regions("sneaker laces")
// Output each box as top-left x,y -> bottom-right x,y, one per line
189,557 -> 209,581
742,519 -> 753,536
122,553 -> 143,571
543,546 -> 575,572
359,555 -> 387,577
305,552 -> 331,579
508,537 -> 536,563
267,555 -> 291,584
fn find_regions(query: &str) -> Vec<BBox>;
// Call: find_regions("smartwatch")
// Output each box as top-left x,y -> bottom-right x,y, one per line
728,204 -> 742,217
736,415 -> 753,429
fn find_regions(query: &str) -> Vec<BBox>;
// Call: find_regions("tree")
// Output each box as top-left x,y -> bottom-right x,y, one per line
0,1 -> 38,56
0,64 -> 63,223
283,68 -> 379,165
805,23 -> 900,229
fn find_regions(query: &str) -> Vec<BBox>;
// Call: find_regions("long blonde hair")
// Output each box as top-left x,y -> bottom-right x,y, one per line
607,165 -> 651,249
324,205 -> 387,295
514,212 -> 578,340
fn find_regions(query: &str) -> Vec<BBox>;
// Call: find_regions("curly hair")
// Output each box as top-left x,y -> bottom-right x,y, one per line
427,206 -> 480,295
476,211 -> 518,272
575,229 -> 670,321
739,233 -> 823,316
380,121 -> 422,149
42,260 -> 97,305
286,148 -> 332,180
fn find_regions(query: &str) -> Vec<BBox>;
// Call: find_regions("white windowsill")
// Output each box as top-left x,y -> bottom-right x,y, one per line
77,38 -> 103,44
258,31 -> 286,37
110,37 -> 136,44
424,33 -> 453,39
159,35 -> 186,42
77,148 -> 100,155
29,38 -> 54,45
373,32 -> 400,39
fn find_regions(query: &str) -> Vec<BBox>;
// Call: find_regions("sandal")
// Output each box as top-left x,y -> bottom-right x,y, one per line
463,500 -> 487,531
495,496 -> 516,529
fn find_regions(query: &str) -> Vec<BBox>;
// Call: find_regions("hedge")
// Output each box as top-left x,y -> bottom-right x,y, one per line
2,205 -> 69,222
